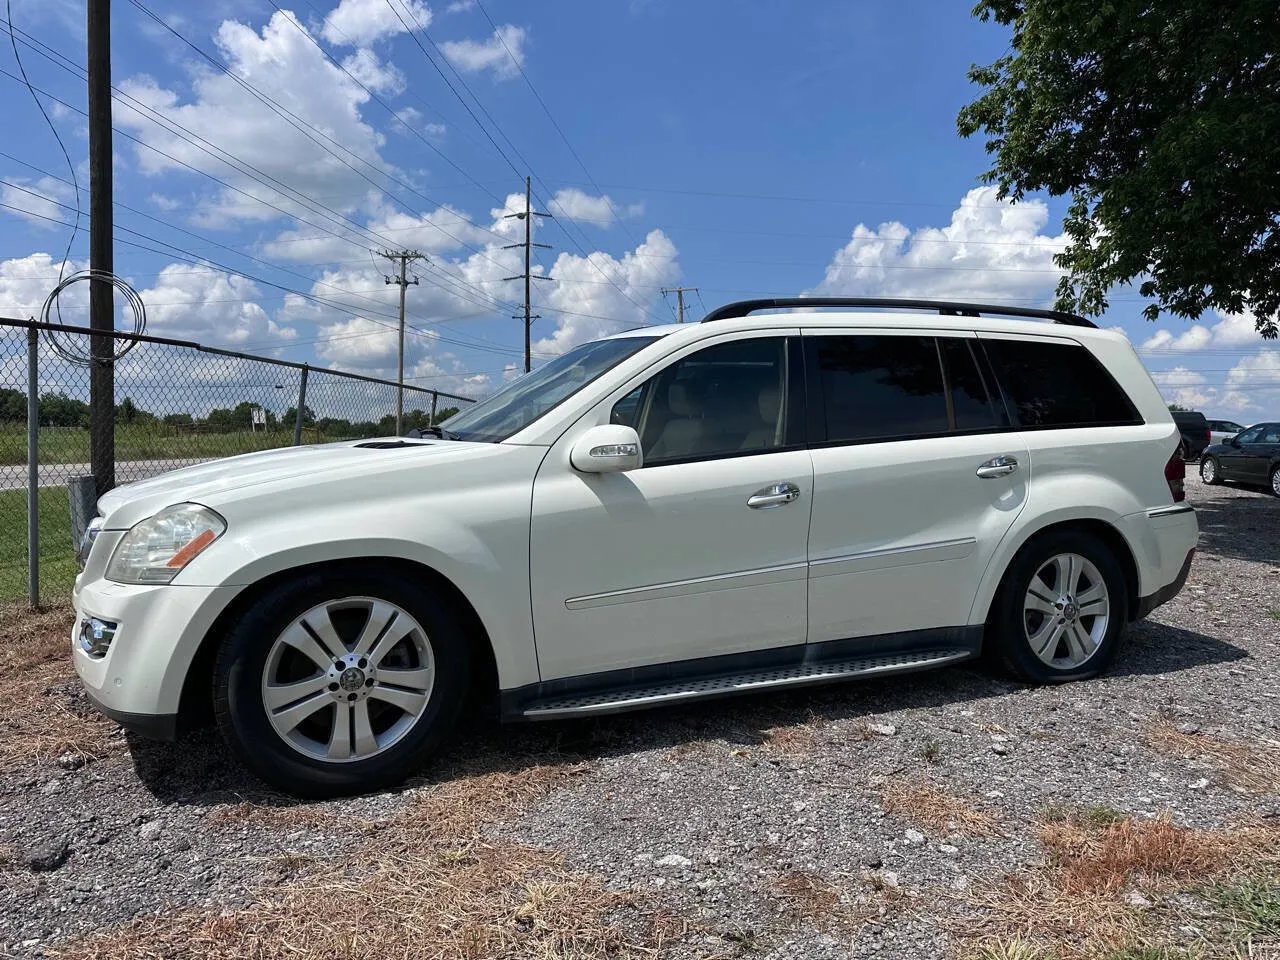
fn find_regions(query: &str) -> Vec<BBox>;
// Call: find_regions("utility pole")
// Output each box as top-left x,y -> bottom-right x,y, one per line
661,286 -> 699,323
504,177 -> 553,373
378,249 -> 424,435
87,0 -> 114,493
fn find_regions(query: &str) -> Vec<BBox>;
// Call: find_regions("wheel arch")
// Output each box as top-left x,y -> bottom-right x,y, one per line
177,556 -> 500,732
971,516 -> 1141,632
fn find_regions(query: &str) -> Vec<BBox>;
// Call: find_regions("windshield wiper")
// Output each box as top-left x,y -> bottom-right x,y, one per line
412,425 -> 460,440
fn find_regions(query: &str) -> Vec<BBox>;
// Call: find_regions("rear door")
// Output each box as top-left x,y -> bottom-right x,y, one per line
1245,424 -> 1280,484
803,331 -> 1028,644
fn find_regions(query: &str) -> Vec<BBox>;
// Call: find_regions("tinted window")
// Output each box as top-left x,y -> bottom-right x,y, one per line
940,337 -> 1001,430
815,335 -> 949,442
1260,425 -> 1280,444
613,337 -> 791,464
984,338 -> 1141,428
1236,426 -> 1264,444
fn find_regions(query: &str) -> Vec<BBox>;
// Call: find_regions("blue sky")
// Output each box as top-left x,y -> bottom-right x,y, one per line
1,0 -> 1276,420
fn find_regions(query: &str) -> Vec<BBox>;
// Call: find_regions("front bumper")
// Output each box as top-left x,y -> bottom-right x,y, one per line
71,573 -> 240,738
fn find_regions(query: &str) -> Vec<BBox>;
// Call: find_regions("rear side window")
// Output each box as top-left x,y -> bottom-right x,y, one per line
983,338 -> 1142,428
813,335 -> 949,442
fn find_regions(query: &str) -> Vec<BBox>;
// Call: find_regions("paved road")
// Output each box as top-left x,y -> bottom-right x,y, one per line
0,458 -> 213,492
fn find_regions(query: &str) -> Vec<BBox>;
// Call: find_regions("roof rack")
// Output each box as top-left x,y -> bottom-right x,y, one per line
699,297 -> 1097,328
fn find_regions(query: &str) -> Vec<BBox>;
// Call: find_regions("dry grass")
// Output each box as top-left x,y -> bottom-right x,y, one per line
54,761 -> 692,960
771,867 -> 915,934
0,603 -> 118,766
762,721 -> 818,755
773,870 -> 842,927
953,812 -> 1280,959
881,779 -> 1002,837
1148,721 -> 1280,795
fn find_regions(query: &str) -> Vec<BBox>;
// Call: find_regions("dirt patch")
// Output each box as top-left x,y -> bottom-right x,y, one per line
0,604 -> 118,766
1148,721 -> 1280,795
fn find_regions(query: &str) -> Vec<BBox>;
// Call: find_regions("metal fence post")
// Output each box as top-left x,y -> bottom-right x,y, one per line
26,325 -> 39,609
430,391 -> 438,425
293,365 -> 309,446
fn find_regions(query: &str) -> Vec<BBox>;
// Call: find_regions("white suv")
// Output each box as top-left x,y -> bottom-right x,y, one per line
71,298 -> 1198,797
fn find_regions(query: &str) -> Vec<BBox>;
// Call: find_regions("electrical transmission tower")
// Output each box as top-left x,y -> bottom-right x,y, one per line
661,286 -> 699,323
503,176 -> 553,372
378,249 -> 425,434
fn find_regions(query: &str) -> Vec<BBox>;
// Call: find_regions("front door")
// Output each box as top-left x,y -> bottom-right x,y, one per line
1221,425 -> 1264,481
803,332 -> 1029,643
530,332 -> 813,681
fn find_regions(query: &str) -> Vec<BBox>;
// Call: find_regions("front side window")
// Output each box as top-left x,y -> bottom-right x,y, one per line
1235,425 -> 1264,444
814,335 -> 949,442
443,336 -> 657,442
611,337 -> 792,464
983,338 -> 1142,429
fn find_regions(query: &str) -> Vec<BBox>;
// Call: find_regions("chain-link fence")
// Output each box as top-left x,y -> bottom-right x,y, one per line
0,317 -> 474,607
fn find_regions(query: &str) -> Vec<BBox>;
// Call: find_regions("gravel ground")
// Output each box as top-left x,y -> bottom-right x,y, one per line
1,474 -> 1278,958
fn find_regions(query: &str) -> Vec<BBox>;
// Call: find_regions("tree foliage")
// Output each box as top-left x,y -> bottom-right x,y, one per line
957,0 -> 1280,336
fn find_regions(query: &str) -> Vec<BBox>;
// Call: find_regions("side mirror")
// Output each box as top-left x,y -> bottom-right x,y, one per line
1229,436 -> 1241,447
570,424 -> 643,474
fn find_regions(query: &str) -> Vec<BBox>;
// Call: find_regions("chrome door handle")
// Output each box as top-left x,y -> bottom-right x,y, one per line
747,482 -> 801,509
976,455 -> 1019,479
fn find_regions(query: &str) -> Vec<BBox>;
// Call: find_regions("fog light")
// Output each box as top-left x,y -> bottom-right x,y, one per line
78,617 -> 117,659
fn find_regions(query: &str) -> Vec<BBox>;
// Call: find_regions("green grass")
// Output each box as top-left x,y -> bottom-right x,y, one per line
0,486 -> 76,605
0,423 -> 312,466
1206,874 -> 1280,938
1041,803 -> 1129,827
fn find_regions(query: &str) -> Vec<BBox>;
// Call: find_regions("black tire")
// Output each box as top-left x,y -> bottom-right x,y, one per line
213,567 -> 470,798
1200,456 -> 1222,485
1270,464 -> 1280,498
988,529 -> 1128,684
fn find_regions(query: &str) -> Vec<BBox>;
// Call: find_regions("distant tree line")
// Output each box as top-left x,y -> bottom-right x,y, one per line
0,388 -> 458,434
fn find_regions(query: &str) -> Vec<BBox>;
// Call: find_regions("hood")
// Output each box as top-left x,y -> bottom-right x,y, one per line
97,438 -> 492,528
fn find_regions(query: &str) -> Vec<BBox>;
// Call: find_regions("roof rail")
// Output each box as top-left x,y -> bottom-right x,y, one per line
699,297 -> 1097,328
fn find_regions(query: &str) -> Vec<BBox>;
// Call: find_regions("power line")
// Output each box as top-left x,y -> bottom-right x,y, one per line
377,248 -> 425,432
660,286 -> 699,323
502,177 -> 552,372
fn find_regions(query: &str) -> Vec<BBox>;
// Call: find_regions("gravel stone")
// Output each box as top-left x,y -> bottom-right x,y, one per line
3,475 -> 1279,960
25,840 -> 70,873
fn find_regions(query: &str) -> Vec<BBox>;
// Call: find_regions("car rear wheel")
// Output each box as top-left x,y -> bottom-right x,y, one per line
989,530 -> 1127,684
1200,456 -> 1221,485
213,568 -> 470,798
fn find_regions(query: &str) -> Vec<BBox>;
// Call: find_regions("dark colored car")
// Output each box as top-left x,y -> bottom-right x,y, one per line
1199,422 -> 1280,496
1171,410 -> 1211,460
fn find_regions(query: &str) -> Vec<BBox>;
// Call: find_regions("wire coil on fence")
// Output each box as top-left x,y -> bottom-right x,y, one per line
41,270 -> 147,365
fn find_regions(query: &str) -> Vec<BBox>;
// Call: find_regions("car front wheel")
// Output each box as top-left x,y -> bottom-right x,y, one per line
1200,457 -> 1221,485
989,530 -> 1127,684
1270,465 -> 1280,498
213,568 -> 470,798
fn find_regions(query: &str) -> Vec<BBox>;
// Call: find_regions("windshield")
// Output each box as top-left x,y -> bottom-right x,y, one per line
442,336 -> 659,442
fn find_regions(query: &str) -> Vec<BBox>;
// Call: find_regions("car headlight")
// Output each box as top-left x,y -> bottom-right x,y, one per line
106,503 -> 226,584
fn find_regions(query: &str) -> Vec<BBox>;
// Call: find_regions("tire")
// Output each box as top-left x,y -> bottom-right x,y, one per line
1200,456 -> 1222,485
988,529 -> 1128,684
213,568 -> 470,798
1270,465 -> 1280,498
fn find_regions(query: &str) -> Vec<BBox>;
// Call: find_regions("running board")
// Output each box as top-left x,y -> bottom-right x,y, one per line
519,649 -> 971,719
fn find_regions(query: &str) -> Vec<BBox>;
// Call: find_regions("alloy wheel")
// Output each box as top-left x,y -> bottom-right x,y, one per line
261,597 -> 435,762
1272,468 -> 1280,497
1023,553 -> 1110,670
1200,459 -> 1217,483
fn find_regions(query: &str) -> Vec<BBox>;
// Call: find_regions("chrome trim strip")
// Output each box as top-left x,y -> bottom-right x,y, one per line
522,650 -> 971,718
1146,504 -> 1195,518
565,561 -> 808,610
808,537 -> 977,579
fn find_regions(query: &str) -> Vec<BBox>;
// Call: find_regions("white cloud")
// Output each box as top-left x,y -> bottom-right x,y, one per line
117,11 -> 393,226
137,264 -> 296,345
549,188 -> 641,225
148,193 -> 181,211
0,177 -> 75,228
322,0 -> 431,46
440,24 -> 525,79
809,186 -> 1066,304
1150,367 -> 1216,411
1149,351 -> 1280,419
1141,310 -> 1266,354
532,229 -> 680,357
392,106 -> 446,137
445,0 -> 474,12
340,48 -> 405,94
0,253 -> 88,321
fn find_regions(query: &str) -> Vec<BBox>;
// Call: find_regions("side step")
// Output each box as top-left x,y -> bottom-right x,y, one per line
520,649 -> 971,720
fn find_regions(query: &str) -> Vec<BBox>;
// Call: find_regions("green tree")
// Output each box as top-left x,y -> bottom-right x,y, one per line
39,392 -> 89,428
433,406 -> 459,425
957,0 -> 1279,336
163,412 -> 194,428
0,387 -> 26,422
1168,403 -> 1188,413
283,404 -> 316,427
